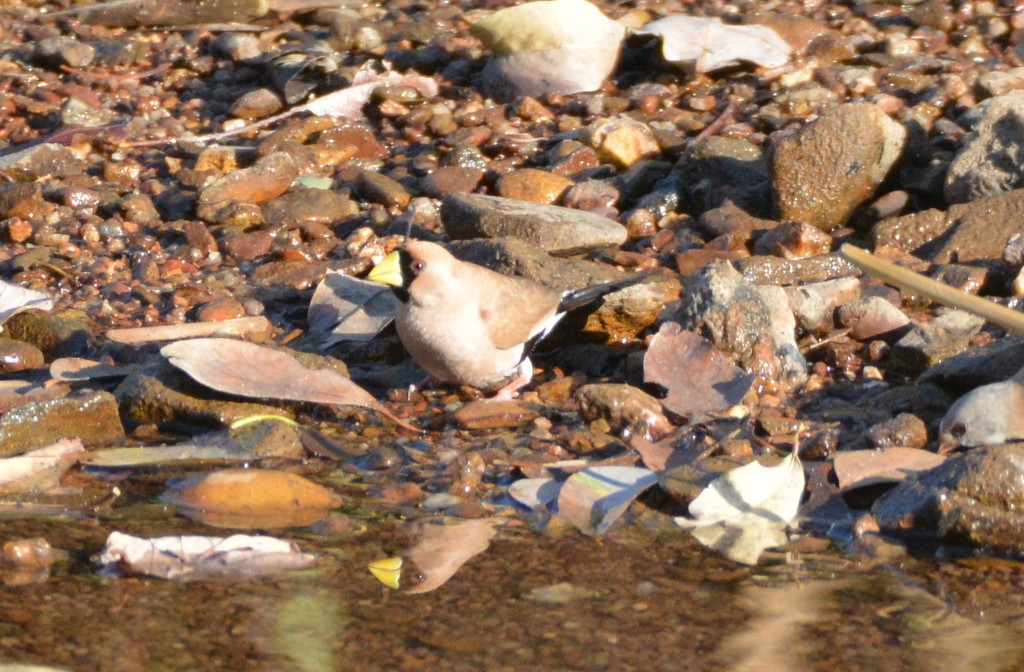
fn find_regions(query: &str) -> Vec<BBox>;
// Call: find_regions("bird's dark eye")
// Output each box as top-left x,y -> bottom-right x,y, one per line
950,421 -> 967,438
411,259 -> 427,273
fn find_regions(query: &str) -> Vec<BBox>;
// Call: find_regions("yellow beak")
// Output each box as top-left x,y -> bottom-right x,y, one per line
367,251 -> 404,288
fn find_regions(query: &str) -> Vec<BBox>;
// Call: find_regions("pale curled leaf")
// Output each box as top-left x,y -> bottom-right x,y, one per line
0,280 -> 53,327
643,322 -> 753,417
0,438 -> 85,493
307,271 -> 395,344
406,518 -> 502,593
557,466 -> 657,536
681,450 -> 804,527
635,16 -> 791,73
99,531 -> 316,580
690,520 -> 790,566
676,450 -> 803,564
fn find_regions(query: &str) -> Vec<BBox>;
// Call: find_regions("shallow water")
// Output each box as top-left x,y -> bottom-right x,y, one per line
3,512 -> 1024,672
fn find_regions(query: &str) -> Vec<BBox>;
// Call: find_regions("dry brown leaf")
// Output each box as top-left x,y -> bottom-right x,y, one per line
406,519 -> 502,594
160,338 -> 419,431
833,448 -> 946,491
107,317 -> 271,344
643,322 -> 754,417
161,468 -> 342,529
49,357 -> 131,382
0,438 -> 85,493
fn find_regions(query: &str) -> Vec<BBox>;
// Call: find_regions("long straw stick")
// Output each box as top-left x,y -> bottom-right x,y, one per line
839,244 -> 1024,334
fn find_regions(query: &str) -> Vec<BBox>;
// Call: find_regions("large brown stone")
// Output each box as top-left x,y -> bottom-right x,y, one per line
771,103 -> 905,232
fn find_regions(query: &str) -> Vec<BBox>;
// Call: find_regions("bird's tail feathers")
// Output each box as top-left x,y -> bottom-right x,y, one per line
557,273 -> 653,312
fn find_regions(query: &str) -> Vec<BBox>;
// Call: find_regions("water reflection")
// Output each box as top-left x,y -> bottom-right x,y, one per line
716,573 -> 1024,672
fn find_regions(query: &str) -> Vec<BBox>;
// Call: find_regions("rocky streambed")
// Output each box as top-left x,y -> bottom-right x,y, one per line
4,0 -> 1024,668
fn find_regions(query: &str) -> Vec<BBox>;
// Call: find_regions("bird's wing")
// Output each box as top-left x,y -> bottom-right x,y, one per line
471,271 -> 561,351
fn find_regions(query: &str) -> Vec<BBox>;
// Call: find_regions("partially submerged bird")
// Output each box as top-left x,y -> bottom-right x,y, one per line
367,240 -> 646,398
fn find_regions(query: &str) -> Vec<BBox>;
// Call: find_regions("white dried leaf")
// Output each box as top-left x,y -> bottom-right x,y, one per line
99,531 -> 316,580
676,451 -> 804,564
636,16 -> 791,73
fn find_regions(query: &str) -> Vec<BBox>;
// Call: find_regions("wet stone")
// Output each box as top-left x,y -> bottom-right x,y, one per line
873,444 -> 1024,554
867,413 -> 929,449
562,179 -> 620,214
262,187 -> 353,226
419,166 -> 484,197
784,277 -> 862,335
0,183 -> 43,220
574,384 -> 672,440
221,230 -> 273,262
495,168 -> 573,205
451,400 -> 540,430
697,201 -> 778,244
0,390 -> 123,456
838,295 -> 911,341
771,103 -> 906,232
752,220 -> 832,260
737,253 -> 859,285
356,170 -> 413,208
3,311 -> 94,360
675,260 -> 807,391
197,152 -> 299,219
195,297 -> 246,322
114,360 -> 283,430
0,338 -> 45,373
579,117 -> 661,168
442,193 -> 627,254
0,144 -> 85,182
890,309 -> 985,376
230,88 -> 285,120
929,264 -> 988,295
945,91 -> 1024,204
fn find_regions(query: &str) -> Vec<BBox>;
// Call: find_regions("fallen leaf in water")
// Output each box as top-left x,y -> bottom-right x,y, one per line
508,477 -> 562,511
834,448 -> 946,491
0,438 -> 84,493
308,271 -> 396,345
557,466 -> 657,536
635,16 -> 792,73
0,280 -> 53,328
49,357 -> 131,383
644,322 -> 754,418
471,0 -> 626,100
677,450 -> 803,564
160,337 -> 419,432
99,531 -> 316,580
161,468 -> 342,529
